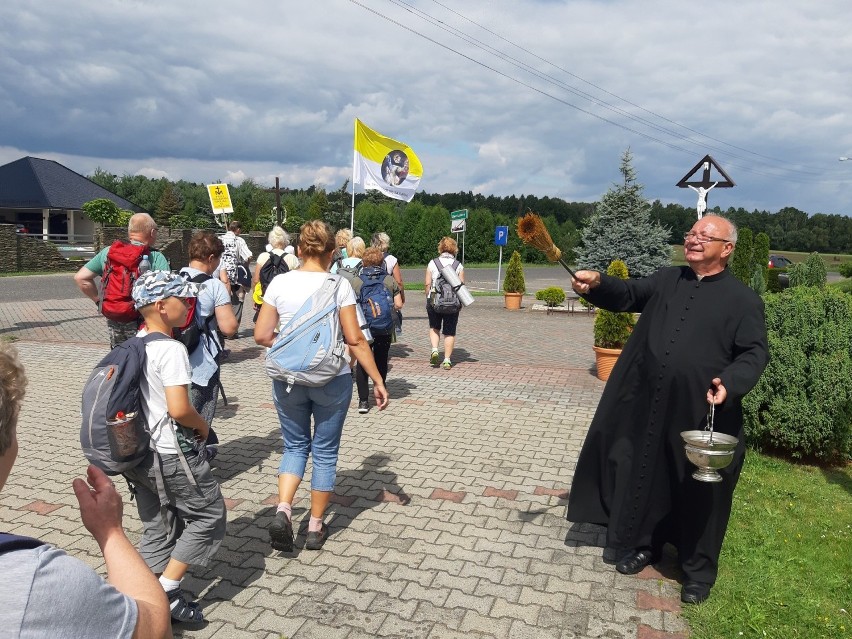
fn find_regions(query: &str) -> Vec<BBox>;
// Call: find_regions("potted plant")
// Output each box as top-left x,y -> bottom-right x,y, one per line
503,250 -> 526,310
592,259 -> 635,381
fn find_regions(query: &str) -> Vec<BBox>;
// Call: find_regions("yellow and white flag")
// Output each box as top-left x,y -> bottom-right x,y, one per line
353,119 -> 423,202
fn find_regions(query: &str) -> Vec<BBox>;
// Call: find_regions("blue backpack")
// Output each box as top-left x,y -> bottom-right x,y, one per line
265,275 -> 347,391
358,266 -> 395,335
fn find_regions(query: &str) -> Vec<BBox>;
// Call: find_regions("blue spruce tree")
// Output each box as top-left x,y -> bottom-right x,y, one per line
576,149 -> 671,277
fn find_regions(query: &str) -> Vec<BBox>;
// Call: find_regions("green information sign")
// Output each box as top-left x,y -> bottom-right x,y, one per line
450,209 -> 468,221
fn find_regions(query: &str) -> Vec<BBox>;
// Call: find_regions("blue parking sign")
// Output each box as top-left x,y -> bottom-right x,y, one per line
494,226 -> 508,246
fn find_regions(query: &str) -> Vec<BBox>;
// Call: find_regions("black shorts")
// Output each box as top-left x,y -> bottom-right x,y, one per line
426,303 -> 459,336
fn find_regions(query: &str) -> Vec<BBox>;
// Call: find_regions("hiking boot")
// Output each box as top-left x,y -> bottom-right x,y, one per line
430,350 -> 440,366
358,400 -> 369,414
442,359 -> 452,370
305,523 -> 329,550
269,510 -> 294,552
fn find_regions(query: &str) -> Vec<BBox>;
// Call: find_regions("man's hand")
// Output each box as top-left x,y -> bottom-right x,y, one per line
707,377 -> 727,405
72,465 -> 125,549
571,270 -> 601,294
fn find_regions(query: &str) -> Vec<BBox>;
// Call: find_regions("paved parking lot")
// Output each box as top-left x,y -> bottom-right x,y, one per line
0,284 -> 688,638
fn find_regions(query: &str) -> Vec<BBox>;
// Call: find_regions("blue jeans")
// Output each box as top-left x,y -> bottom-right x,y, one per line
272,374 -> 353,492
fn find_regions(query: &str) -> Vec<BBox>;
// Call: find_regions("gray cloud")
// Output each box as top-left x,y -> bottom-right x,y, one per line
1,0 -> 851,213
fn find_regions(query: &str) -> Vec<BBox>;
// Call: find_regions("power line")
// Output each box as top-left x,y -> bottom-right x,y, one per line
347,0 -> 830,184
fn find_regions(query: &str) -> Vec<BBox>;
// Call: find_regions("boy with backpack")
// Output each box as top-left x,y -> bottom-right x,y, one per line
425,236 -> 464,370
74,213 -> 169,348
3,342 -> 172,639
123,271 -> 226,626
351,247 -> 403,413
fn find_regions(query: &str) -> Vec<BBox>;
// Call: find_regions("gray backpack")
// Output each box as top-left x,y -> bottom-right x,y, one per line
430,258 -> 462,314
80,333 -> 170,474
265,275 -> 347,391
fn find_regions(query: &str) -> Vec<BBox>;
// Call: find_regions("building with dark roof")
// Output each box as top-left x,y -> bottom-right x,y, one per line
0,156 -> 143,242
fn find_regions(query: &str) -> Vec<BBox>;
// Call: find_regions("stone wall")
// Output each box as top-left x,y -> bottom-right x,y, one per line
0,225 -> 283,274
0,224 -> 81,273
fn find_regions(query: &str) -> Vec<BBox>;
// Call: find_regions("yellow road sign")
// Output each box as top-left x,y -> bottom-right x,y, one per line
207,183 -> 233,212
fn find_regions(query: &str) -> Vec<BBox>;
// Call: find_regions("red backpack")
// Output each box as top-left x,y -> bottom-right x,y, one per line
99,241 -> 150,323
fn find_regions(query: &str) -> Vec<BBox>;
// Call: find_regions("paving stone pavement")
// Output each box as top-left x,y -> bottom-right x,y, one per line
0,289 -> 689,639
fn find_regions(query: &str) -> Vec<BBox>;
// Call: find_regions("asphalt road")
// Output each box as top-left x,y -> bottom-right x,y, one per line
2,265 -> 839,305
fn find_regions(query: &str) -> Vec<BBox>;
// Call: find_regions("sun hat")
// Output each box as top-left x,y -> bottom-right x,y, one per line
132,270 -> 198,309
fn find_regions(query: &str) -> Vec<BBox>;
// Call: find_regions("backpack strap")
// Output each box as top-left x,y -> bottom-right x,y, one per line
0,533 -> 45,553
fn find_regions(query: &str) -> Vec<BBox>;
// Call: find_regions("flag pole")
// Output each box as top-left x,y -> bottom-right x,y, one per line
350,173 -> 355,234
350,120 -> 356,233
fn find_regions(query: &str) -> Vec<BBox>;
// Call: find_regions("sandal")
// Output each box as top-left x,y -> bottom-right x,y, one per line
305,522 -> 329,550
167,588 -> 205,626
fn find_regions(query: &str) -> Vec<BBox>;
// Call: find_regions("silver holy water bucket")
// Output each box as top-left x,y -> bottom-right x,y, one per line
680,402 -> 738,483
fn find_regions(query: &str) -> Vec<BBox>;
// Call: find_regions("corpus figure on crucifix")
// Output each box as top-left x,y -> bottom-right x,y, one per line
688,182 -> 718,219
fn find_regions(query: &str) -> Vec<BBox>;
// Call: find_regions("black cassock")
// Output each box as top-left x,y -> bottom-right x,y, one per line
567,266 -> 768,585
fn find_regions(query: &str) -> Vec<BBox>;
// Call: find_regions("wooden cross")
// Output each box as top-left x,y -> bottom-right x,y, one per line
264,177 -> 287,226
676,155 -> 735,219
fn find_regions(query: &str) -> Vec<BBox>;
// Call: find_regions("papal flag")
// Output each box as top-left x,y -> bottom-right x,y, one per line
353,118 -> 423,202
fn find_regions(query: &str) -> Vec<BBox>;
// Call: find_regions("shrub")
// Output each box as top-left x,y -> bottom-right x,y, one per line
767,268 -> 788,293
503,250 -> 526,294
535,287 -> 566,306
743,287 -> 852,462
730,227 -> 753,285
839,262 -> 852,278
593,260 -> 635,349
789,252 -> 827,288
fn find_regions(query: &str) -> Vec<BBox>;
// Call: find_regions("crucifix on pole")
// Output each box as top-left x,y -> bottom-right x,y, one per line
676,155 -> 735,219
264,177 -> 287,227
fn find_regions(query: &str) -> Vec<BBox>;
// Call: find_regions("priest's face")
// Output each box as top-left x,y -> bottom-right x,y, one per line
683,217 -> 735,273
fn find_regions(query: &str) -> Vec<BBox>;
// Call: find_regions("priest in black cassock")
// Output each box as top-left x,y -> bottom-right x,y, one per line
566,215 -> 768,605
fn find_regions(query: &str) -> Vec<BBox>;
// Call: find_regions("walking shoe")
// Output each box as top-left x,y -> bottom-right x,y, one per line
430,350 -> 440,366
269,511 -> 294,552
358,400 -> 369,414
167,588 -> 205,626
442,358 -> 452,370
305,523 -> 329,550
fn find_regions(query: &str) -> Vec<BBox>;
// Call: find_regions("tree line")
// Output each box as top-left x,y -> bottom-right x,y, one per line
89,168 -> 852,267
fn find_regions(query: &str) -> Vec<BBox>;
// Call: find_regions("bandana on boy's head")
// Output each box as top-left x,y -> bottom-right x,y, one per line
132,270 -> 198,309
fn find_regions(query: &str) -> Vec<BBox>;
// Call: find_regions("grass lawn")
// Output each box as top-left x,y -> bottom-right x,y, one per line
683,452 -> 851,639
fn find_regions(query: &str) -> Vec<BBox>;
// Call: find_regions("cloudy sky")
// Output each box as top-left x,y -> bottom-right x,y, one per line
2,0 -> 851,215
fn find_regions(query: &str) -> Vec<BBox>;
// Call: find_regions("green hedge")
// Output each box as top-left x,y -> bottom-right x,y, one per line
766,268 -> 788,293
744,287 -> 852,462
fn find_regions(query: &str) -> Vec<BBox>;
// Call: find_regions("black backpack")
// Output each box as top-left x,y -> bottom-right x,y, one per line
259,253 -> 290,296
173,271 -> 215,355
430,258 -> 462,315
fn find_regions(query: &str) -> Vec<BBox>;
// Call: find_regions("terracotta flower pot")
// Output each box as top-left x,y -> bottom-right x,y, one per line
504,292 -> 523,310
593,345 -> 622,381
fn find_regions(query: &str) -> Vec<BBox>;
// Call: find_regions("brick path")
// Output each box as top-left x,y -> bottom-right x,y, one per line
0,289 -> 688,638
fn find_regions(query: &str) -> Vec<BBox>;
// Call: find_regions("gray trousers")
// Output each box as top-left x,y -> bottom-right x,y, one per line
124,450 -> 226,572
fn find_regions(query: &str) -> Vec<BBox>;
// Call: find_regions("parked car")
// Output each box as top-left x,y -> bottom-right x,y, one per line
15,224 -> 28,234
768,254 -> 793,269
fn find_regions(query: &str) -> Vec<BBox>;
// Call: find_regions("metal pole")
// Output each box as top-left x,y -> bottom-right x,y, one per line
462,231 -> 465,264
275,177 -> 282,227
350,169 -> 356,234
497,246 -> 503,291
